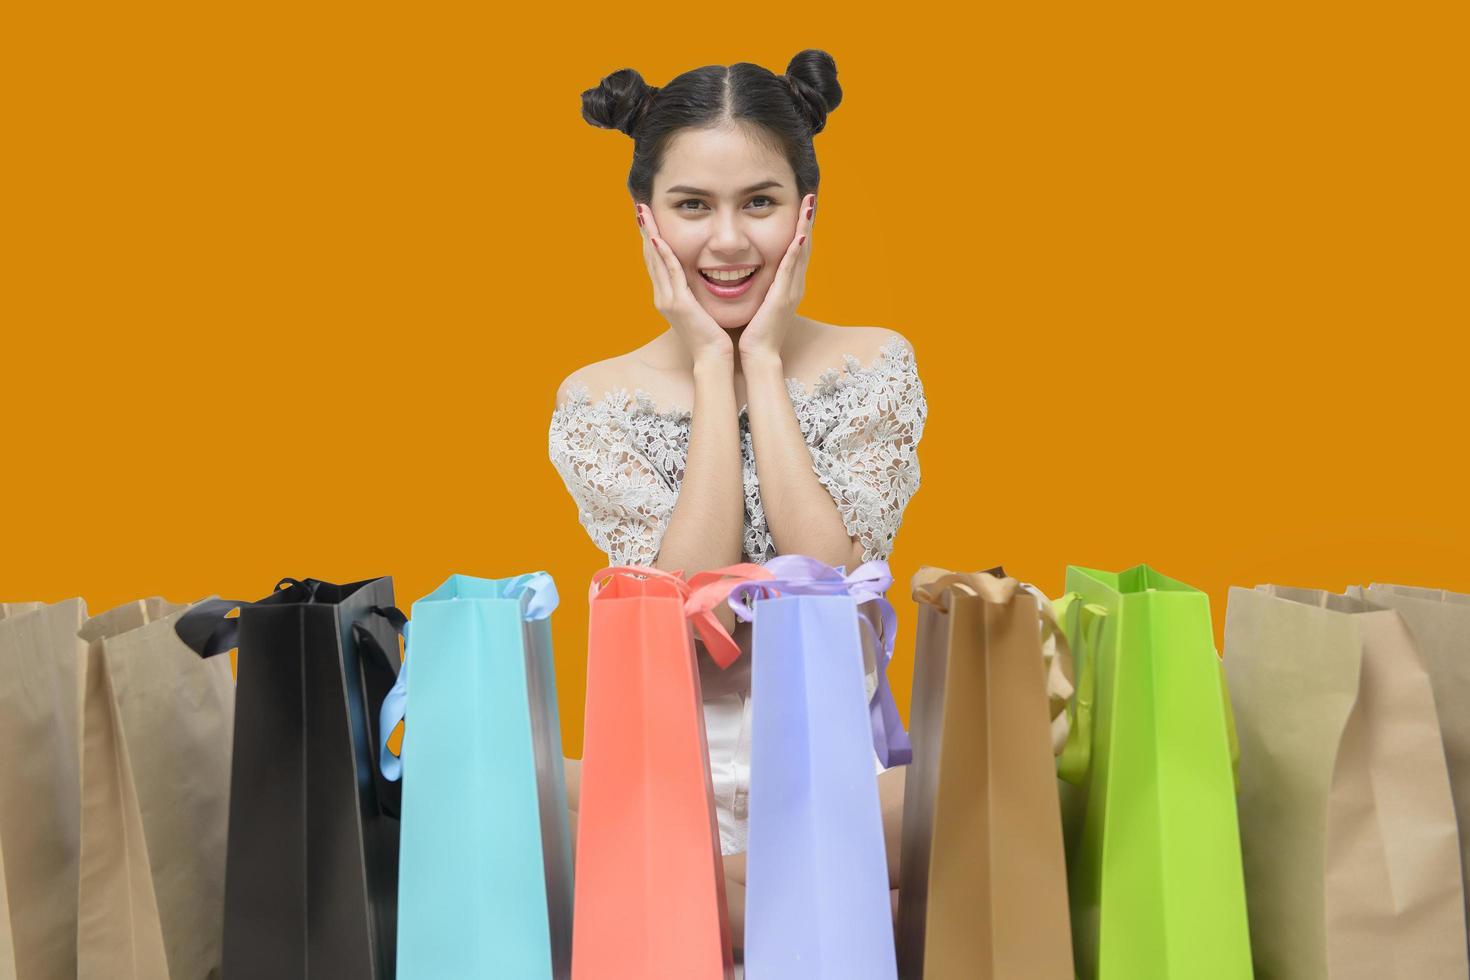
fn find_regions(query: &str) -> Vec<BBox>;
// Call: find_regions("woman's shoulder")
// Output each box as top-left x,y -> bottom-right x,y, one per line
553,333 -> 683,415
796,323 -> 918,393
845,325 -> 913,363
802,322 -> 913,365
552,324 -> 916,416
553,349 -> 656,415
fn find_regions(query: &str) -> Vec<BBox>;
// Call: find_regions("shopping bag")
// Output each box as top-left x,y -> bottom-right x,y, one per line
894,567 -> 1074,980
1350,582 -> 1470,949
689,555 -> 909,979
0,604 -> 40,980
0,598 -> 86,979
0,830 -> 12,980
571,563 -> 768,980
1061,564 -> 1252,979
377,572 -> 573,979
174,576 -> 403,979
1224,585 -> 1467,979
76,597 -> 235,979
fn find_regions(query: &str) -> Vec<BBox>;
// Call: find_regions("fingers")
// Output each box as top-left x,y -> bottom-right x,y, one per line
647,224 -> 693,297
636,203 -> 670,303
770,193 -> 816,296
793,192 -> 815,276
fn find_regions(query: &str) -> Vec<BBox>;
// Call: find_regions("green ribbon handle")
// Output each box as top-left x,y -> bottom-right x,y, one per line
1055,592 -> 1106,785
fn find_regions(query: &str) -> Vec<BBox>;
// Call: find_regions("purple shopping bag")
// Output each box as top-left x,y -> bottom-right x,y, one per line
693,555 -> 910,979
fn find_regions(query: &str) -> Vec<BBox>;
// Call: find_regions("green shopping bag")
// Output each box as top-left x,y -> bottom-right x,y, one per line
1056,565 -> 1251,980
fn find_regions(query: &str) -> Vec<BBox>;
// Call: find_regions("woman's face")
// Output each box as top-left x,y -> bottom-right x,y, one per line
648,125 -> 802,330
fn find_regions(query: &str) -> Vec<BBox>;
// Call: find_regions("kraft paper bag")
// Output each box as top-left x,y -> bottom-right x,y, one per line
1224,585 -> 1467,979
0,812 -> 13,980
0,598 -> 86,980
0,603 -> 42,980
895,568 -> 1074,980
75,597 -> 235,980
378,572 -> 573,979
572,564 -> 767,980
1349,582 -> 1470,948
690,556 -> 909,980
1062,564 -> 1252,980
174,576 -> 403,980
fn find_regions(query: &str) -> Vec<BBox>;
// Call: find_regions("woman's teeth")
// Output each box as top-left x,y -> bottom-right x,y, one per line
701,267 -> 757,282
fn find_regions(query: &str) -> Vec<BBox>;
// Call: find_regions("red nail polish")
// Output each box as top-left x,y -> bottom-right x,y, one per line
798,235 -> 806,246
806,208 -> 813,219
638,213 -> 644,226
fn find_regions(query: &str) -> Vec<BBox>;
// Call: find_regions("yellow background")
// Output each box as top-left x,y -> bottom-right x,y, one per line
3,3 -> 1465,756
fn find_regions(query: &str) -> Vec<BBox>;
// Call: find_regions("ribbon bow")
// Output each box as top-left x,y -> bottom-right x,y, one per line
379,571 -> 560,781
913,567 -> 1077,755
593,563 -> 773,669
690,554 -> 912,768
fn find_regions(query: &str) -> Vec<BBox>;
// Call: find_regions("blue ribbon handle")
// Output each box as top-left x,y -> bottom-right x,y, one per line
378,571 -> 560,781
377,619 -> 412,781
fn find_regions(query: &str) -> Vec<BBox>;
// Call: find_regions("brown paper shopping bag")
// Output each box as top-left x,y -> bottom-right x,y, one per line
896,568 -> 1075,980
76,597 -> 235,980
0,599 -> 86,979
1223,586 -> 1467,979
0,822 -> 14,980
0,602 -> 40,980
1350,582 -> 1470,951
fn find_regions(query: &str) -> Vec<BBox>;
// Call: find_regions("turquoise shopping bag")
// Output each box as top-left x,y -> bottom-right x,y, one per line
1059,564 -> 1250,980
379,572 -> 573,979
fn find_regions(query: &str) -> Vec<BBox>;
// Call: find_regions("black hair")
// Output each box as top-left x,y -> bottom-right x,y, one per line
580,50 -> 842,207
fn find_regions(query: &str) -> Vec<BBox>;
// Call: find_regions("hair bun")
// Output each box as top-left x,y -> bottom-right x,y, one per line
784,49 -> 842,135
581,68 -> 658,138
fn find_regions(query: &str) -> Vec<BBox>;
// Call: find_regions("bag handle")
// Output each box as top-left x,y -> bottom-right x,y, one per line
912,565 -> 1019,610
378,572 -> 562,781
350,606 -> 408,818
706,555 -> 913,766
174,598 -> 250,659
587,564 -> 689,601
1054,593 -> 1106,782
914,567 -> 1077,756
592,563 -> 767,670
176,587 -> 407,818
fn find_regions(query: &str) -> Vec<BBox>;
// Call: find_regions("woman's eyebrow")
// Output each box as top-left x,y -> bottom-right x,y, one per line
663,180 -> 784,196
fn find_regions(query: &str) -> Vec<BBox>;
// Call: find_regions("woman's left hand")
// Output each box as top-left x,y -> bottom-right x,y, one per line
738,193 -> 816,360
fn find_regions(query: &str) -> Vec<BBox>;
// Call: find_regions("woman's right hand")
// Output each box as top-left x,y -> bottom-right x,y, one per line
637,204 -> 733,363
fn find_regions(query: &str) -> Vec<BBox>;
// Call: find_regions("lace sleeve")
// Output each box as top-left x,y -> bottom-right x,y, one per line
805,339 -> 928,564
548,388 -> 675,568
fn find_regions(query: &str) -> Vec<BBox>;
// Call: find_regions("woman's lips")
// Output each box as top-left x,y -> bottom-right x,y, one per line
699,267 -> 760,298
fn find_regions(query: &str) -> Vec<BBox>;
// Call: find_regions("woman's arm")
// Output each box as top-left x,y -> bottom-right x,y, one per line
742,348 -> 863,571
650,352 -> 744,633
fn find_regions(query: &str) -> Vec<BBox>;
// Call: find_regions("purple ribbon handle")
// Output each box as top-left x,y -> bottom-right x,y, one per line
726,554 -> 912,768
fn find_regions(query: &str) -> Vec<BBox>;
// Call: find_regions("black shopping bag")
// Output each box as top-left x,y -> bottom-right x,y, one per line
175,576 -> 404,980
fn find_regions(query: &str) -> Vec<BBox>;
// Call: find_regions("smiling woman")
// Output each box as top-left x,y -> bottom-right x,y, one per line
554,49 -> 925,960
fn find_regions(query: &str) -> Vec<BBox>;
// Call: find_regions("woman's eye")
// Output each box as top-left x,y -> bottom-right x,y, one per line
675,197 -> 778,212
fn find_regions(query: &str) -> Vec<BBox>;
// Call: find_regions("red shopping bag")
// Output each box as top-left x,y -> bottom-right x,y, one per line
571,563 -> 770,980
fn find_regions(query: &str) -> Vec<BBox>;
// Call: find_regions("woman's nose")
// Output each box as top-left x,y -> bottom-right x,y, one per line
707,212 -> 750,252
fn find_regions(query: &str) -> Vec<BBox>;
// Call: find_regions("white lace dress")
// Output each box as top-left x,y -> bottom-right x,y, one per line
548,336 -> 927,855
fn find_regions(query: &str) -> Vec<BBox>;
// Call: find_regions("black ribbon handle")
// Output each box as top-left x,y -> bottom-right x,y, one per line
175,598 -> 249,660
174,584 -> 408,819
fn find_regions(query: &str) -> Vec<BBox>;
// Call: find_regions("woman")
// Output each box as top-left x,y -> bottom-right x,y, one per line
548,49 -> 926,953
